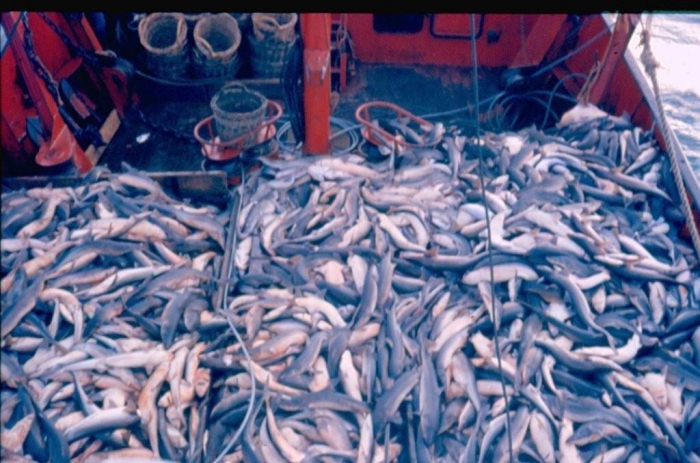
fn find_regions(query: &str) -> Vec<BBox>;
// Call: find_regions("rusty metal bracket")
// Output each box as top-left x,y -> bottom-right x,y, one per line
305,50 -> 330,85
579,14 -> 641,105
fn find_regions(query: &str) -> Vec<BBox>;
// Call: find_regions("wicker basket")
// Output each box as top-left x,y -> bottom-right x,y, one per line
210,83 -> 268,145
247,34 -> 295,78
138,13 -> 190,79
192,14 -> 242,78
251,13 -> 297,42
247,13 -> 297,78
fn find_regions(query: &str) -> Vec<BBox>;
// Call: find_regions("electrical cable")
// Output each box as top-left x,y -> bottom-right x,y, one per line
541,72 -> 588,129
276,116 -> 360,156
530,26 -> 609,79
323,92 -> 506,148
282,37 -> 304,142
469,13 -> 514,463
499,95 -> 548,128
500,94 -> 553,128
315,86 -> 573,151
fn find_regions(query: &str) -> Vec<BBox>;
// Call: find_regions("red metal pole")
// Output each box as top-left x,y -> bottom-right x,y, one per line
301,13 -> 331,155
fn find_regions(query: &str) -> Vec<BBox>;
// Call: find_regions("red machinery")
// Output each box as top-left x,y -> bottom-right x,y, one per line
0,13 -> 641,168
301,13 -> 331,155
1,12 -> 133,174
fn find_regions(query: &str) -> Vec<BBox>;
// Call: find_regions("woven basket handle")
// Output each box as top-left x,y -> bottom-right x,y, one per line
196,36 -> 216,56
259,16 -> 281,30
221,82 -> 247,92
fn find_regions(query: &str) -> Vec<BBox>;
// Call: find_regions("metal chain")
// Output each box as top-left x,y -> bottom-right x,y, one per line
15,12 -> 189,147
19,13 -> 108,148
37,12 -> 102,68
21,13 -> 60,103
44,12 -> 197,143
640,17 -> 700,258
125,104 -> 199,145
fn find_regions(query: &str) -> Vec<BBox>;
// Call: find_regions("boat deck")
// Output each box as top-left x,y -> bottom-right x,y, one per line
2,62 -> 509,181
103,63 -> 506,175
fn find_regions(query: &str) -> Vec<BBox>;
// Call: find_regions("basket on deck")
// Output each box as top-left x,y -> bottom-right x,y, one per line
247,13 -> 298,78
210,83 -> 268,146
192,14 -> 242,78
138,12 -> 190,79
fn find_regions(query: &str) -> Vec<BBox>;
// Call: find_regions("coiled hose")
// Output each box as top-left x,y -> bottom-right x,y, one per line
276,116 -> 360,156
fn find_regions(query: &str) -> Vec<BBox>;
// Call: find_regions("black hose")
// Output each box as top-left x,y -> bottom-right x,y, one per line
282,37 -> 304,143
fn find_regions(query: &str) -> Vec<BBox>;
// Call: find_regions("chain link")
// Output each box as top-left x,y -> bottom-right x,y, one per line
1,12 -> 22,56
21,13 -> 60,103
19,13 -> 107,148
125,104 -> 199,145
37,12 -> 102,68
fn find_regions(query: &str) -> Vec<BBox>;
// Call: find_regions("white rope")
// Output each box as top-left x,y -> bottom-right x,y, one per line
639,15 -> 700,259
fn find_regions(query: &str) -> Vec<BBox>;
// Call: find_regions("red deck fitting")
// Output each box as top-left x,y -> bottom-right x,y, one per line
355,101 -> 442,151
194,100 -> 282,162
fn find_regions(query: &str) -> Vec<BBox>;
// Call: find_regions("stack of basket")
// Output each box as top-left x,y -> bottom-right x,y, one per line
246,13 -> 298,79
138,12 -> 190,79
138,12 -> 298,81
139,12 -> 243,79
